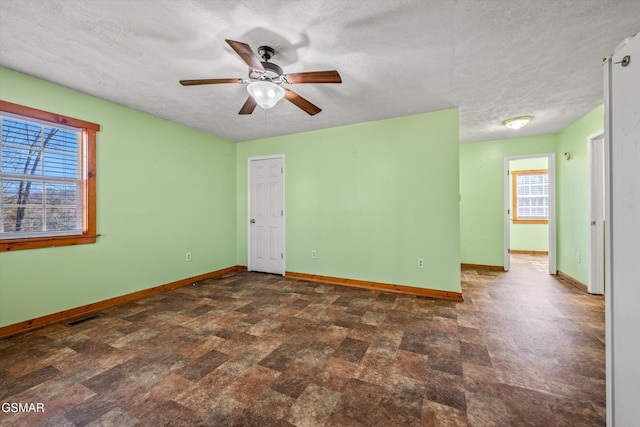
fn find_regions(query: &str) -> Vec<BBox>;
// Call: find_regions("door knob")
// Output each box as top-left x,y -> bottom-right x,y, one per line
250,219 -> 256,223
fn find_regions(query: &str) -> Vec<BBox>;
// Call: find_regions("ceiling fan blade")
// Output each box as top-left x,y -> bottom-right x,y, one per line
180,78 -> 243,86
284,89 -> 322,116
239,96 -> 257,115
225,39 -> 265,73
284,70 -> 342,84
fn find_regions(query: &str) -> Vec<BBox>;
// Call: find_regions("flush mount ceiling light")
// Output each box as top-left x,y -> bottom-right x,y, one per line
246,80 -> 285,110
502,115 -> 532,130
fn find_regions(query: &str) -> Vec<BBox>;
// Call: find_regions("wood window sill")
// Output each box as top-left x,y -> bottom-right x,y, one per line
0,234 -> 99,252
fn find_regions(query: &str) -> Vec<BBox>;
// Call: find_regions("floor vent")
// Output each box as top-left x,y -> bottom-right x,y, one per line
64,313 -> 103,327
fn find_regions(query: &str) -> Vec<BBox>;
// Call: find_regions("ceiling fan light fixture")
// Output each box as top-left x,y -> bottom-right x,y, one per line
502,115 -> 532,130
247,81 -> 285,109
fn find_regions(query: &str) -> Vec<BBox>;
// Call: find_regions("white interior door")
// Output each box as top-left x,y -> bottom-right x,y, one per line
248,155 -> 284,275
588,132 -> 605,294
605,32 -> 640,426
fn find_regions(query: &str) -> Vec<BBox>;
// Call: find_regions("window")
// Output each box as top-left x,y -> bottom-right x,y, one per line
0,101 -> 99,251
512,169 -> 549,224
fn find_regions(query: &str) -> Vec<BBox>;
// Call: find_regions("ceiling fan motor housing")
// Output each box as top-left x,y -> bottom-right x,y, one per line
249,61 -> 284,82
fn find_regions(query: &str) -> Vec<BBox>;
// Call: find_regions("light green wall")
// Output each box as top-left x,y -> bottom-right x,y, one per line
236,110 -> 461,292
556,105 -> 603,284
509,157 -> 549,252
0,68 -> 237,327
460,134 -> 557,266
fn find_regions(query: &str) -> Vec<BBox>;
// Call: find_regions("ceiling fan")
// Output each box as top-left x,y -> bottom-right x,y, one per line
179,39 -> 342,116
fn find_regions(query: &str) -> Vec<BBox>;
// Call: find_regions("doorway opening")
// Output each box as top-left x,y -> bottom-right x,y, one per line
503,153 -> 556,274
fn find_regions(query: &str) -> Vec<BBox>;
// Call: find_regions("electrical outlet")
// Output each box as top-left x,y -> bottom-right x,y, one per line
417,258 -> 424,268
186,252 -> 192,262
575,253 -> 581,264
311,250 -> 317,259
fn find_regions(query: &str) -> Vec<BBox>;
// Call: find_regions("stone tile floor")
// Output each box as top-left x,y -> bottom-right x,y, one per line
0,254 -> 605,426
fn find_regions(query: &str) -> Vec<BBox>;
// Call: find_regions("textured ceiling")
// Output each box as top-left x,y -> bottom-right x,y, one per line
0,0 -> 638,143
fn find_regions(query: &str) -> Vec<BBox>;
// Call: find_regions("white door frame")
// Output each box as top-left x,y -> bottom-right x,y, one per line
247,154 -> 285,274
503,153 -> 557,274
587,130 -> 605,294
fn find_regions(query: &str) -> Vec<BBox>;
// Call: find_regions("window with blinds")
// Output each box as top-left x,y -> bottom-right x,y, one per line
1,115 -> 82,238
512,169 -> 549,224
0,101 -> 99,252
